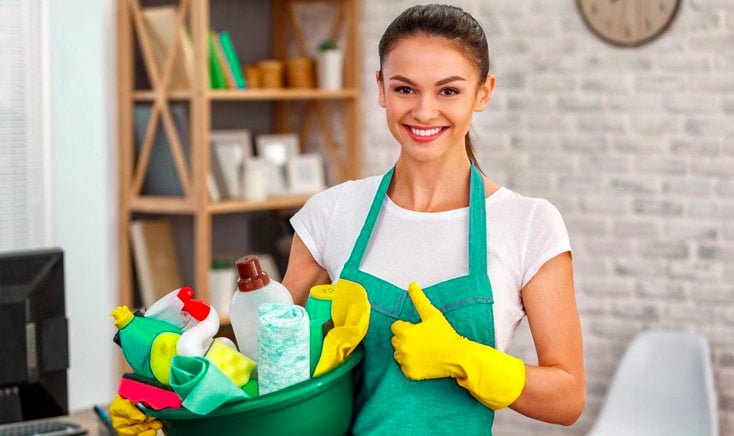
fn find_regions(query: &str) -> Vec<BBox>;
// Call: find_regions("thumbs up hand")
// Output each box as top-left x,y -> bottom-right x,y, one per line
390,282 -> 527,410
390,282 -> 464,381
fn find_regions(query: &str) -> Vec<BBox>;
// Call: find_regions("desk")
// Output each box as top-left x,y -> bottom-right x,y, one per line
68,408 -> 108,435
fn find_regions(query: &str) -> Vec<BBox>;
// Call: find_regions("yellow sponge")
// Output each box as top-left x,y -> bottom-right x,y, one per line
150,332 -> 180,385
205,339 -> 256,388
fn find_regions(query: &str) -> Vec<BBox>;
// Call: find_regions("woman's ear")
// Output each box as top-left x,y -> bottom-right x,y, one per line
473,74 -> 495,112
376,71 -> 386,108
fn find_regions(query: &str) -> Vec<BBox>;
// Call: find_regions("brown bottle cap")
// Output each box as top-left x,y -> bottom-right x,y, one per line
236,255 -> 270,291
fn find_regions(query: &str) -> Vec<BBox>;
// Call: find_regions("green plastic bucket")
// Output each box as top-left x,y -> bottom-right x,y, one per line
143,347 -> 364,436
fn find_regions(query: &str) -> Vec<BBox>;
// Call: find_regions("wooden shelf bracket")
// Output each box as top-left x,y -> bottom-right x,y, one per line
127,0 -> 193,200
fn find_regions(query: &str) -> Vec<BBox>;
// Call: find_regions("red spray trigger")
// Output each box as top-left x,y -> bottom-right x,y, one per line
176,287 -> 211,321
176,287 -> 195,302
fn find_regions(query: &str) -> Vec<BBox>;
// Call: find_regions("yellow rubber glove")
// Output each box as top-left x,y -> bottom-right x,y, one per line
313,279 -> 370,377
390,282 -> 526,410
109,394 -> 163,436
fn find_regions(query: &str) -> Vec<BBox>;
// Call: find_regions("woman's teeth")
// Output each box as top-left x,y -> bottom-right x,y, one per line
411,126 -> 443,137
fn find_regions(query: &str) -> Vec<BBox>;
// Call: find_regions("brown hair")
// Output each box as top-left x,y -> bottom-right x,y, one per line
378,4 -> 491,170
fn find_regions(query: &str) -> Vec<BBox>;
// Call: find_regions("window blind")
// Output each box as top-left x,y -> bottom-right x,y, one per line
0,0 -> 47,251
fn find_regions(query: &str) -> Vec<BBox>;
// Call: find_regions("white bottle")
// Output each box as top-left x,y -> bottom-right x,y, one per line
230,254 -> 293,363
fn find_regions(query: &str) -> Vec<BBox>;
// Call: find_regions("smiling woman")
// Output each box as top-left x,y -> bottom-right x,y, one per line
282,4 -> 585,435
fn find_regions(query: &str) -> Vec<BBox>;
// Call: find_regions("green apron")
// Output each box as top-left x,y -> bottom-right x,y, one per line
339,164 -> 496,435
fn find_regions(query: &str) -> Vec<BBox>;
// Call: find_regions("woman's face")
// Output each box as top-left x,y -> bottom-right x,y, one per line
377,35 -> 494,164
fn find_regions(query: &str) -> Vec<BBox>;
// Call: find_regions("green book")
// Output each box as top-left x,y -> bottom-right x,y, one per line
219,31 -> 247,89
208,31 -> 226,89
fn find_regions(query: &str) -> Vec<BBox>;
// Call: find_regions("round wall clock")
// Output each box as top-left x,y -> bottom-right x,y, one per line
577,0 -> 681,47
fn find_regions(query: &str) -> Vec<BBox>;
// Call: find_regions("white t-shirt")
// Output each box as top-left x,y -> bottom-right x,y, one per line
290,173 -> 572,352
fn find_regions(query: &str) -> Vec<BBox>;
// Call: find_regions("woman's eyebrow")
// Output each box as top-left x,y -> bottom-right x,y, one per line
389,75 -> 466,86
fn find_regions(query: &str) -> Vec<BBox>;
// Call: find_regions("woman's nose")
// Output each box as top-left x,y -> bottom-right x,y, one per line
411,95 -> 439,123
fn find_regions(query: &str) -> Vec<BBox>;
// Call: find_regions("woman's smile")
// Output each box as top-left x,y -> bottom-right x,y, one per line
403,124 -> 450,143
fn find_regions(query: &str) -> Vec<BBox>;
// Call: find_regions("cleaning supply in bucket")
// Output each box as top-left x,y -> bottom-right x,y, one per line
144,287 -> 199,330
169,355 -> 249,415
305,284 -> 336,375
257,303 -> 310,395
230,255 -> 293,363
112,290 -> 255,388
313,279 -> 371,377
111,305 -> 182,382
117,373 -> 183,410
175,296 -> 218,357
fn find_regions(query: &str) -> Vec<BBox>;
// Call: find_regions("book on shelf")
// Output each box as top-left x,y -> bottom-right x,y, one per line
208,30 -> 227,89
219,31 -> 247,89
213,32 -> 236,89
129,218 -> 184,308
142,5 -> 194,91
210,146 -> 230,200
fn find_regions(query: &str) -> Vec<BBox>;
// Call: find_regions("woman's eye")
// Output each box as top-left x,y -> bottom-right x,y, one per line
394,86 -> 413,94
440,87 -> 459,96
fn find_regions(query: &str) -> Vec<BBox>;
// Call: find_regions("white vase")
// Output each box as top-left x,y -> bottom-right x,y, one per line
241,158 -> 269,201
208,267 -> 236,319
317,49 -> 344,90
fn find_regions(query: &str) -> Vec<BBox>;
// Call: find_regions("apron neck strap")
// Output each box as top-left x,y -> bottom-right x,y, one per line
468,164 -> 488,275
343,166 -> 394,271
343,165 -> 488,276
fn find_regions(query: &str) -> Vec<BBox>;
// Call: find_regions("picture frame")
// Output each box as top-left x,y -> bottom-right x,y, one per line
210,129 -> 253,159
256,133 -> 300,196
286,153 -> 326,194
255,133 -> 300,167
210,129 -> 252,199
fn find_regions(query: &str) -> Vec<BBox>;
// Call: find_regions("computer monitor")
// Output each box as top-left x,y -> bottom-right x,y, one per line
0,248 -> 69,424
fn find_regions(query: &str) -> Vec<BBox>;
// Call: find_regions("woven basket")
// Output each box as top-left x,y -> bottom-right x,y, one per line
242,65 -> 262,88
285,57 -> 315,89
257,59 -> 284,89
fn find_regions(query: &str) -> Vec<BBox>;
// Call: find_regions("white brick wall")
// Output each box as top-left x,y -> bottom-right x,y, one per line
356,0 -> 734,434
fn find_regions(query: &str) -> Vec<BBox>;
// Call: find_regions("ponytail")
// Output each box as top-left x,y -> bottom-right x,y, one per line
465,132 -> 482,173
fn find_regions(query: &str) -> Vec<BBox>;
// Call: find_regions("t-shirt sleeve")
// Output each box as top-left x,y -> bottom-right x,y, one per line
520,199 -> 573,289
289,184 -> 345,269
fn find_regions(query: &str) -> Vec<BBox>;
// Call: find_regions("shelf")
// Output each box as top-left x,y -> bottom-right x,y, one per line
129,196 -> 195,214
132,88 -> 359,102
133,90 -> 192,101
208,88 -> 359,100
208,194 -> 313,214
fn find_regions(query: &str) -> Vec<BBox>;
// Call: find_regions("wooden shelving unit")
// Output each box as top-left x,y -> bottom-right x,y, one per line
133,88 -> 359,101
117,0 -> 362,308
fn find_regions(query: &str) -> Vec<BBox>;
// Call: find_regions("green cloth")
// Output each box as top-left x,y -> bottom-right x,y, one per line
169,355 -> 248,415
341,165 -> 497,435
119,316 -> 181,380
242,379 -> 259,397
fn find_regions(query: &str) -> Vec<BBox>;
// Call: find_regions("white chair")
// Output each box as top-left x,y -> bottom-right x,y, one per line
588,330 -> 718,436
